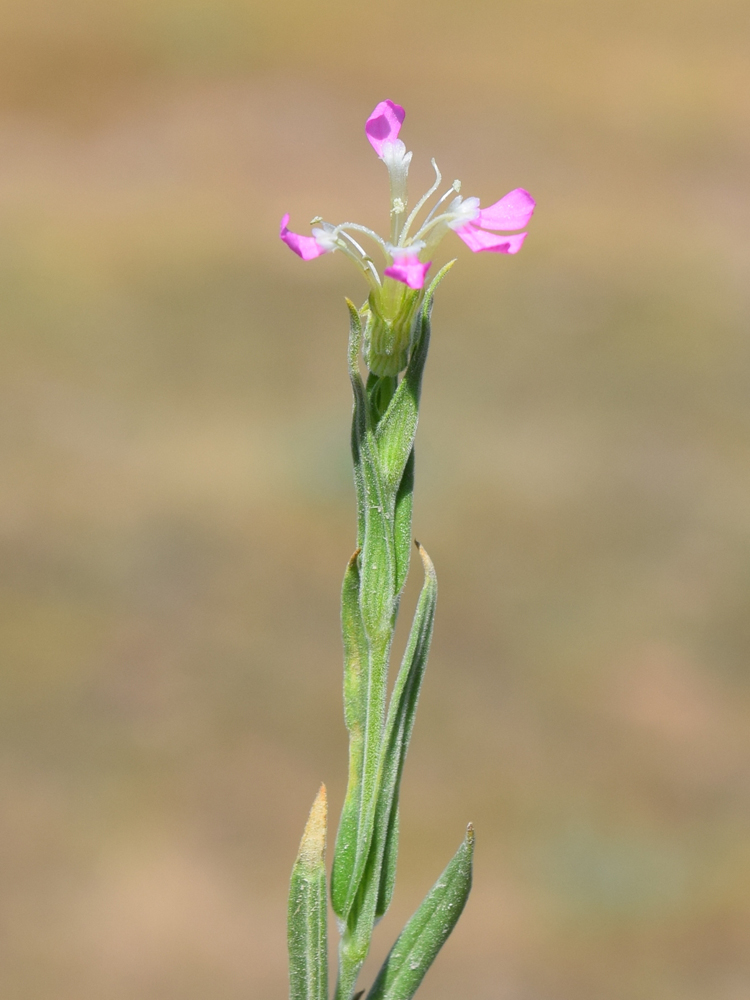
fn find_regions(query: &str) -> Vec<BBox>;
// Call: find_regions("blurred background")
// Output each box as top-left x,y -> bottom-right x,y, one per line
2,0 -> 750,997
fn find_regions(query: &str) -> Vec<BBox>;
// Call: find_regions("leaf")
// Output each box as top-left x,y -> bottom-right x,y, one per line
347,305 -> 394,640
331,550 -> 368,918
392,449 -> 414,599
288,785 -> 329,1000
373,306 -> 428,496
374,542 -> 437,919
336,540 -> 437,952
367,824 -> 474,1000
346,299 -> 368,549
335,539 -> 438,991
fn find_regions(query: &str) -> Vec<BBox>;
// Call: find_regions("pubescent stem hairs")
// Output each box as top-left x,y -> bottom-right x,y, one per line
283,100 -> 535,1000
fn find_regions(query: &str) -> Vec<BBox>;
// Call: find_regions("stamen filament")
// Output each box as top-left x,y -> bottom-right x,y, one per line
336,229 -> 369,259
399,158 -> 442,246
412,211 -> 457,243
334,223 -> 390,259
336,232 -> 381,286
420,181 -> 461,230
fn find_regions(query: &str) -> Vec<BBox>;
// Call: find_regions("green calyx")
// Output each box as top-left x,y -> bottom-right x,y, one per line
362,280 -> 422,377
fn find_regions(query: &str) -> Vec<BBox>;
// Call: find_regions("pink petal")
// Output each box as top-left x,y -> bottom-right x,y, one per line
365,100 -> 406,157
477,188 -> 535,231
454,223 -> 528,254
384,255 -> 431,289
279,213 -> 330,261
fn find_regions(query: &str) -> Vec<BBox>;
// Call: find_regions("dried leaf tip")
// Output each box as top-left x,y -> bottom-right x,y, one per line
466,823 -> 475,846
415,541 -> 436,578
298,784 -> 328,867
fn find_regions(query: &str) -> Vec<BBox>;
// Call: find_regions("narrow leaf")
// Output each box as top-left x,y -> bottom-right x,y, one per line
288,785 -> 329,1000
374,542 -> 437,918
373,310 -> 428,496
347,303 -> 394,640
346,299 -> 368,549
333,545 -> 437,995
367,825 -> 474,1000
331,550 -> 368,918
392,448 -> 414,599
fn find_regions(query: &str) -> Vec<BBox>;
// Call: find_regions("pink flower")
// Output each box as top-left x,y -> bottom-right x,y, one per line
365,100 -> 406,157
278,98 -> 536,373
279,101 -> 535,297
279,214 -> 335,260
384,251 -> 431,290
450,188 -> 535,255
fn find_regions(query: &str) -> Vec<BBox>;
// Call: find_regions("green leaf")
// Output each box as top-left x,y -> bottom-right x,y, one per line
392,448 -> 414,598
346,299 -> 368,550
347,307 -> 394,641
366,373 -> 398,423
373,307 -> 428,497
333,542 -> 439,1000
367,825 -> 474,1000
374,542 -> 438,919
331,550 -> 368,918
288,785 -> 329,1000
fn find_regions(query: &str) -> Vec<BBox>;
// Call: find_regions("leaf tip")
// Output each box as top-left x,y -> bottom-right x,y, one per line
298,784 -> 328,866
415,540 -> 436,579
423,258 -> 457,306
466,822 -> 475,846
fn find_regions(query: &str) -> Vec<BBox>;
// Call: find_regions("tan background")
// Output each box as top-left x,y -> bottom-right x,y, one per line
2,0 -> 750,997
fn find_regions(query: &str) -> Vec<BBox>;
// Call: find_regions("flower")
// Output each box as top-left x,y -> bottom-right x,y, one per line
448,188 -> 535,254
279,214 -> 336,260
383,245 -> 431,290
279,100 -> 535,374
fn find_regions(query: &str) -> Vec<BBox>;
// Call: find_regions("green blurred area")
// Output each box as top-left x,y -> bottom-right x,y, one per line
1,0 -> 749,997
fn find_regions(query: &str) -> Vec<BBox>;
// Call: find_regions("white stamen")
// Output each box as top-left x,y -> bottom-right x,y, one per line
334,230 -> 381,285
333,223 -> 390,263
415,194 -> 480,246
399,158 -> 442,246
420,180 -> 462,231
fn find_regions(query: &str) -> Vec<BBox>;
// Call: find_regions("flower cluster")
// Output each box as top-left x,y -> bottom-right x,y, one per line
280,100 -> 535,374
